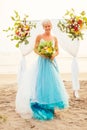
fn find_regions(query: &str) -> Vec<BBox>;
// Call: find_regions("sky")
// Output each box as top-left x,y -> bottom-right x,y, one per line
0,0 -> 87,56
0,0 -> 87,20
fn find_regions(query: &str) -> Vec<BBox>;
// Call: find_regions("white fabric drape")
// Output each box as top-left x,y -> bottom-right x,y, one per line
17,56 -> 26,87
54,23 -> 80,91
71,57 -> 80,90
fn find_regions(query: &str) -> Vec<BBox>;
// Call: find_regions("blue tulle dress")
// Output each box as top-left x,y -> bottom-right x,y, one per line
30,40 -> 69,120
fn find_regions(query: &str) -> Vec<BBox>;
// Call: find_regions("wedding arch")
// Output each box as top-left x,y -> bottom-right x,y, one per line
4,9 -> 87,98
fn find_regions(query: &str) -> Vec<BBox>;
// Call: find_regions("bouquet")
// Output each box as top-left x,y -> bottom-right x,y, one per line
57,8 -> 87,40
38,41 -> 54,58
3,10 -> 36,47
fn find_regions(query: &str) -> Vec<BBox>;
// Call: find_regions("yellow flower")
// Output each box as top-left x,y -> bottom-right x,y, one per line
47,47 -> 53,52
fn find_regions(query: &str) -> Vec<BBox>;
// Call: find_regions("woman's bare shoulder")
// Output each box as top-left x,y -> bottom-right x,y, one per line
36,34 -> 42,40
35,34 -> 43,43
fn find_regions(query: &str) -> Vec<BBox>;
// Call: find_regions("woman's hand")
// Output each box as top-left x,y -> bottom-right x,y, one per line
34,48 -> 48,59
40,54 -> 49,59
50,55 -> 55,60
50,49 -> 59,60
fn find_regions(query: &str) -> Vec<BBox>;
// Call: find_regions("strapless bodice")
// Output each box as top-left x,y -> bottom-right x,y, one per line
40,39 -> 55,47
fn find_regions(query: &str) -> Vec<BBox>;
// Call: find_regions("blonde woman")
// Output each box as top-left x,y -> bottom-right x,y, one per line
30,19 -> 69,120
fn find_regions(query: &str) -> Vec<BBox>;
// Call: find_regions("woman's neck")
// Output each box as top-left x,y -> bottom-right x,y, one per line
42,33 -> 53,41
43,32 -> 51,36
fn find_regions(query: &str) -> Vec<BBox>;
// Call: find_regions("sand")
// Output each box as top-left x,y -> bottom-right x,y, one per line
0,75 -> 87,130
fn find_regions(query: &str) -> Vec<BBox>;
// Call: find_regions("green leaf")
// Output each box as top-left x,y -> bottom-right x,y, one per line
13,36 -> 20,40
80,11 -> 85,16
24,40 -> 29,44
16,43 -> 19,48
11,16 -> 15,21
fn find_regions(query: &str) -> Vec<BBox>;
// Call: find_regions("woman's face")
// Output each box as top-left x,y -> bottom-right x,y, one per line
43,22 -> 52,33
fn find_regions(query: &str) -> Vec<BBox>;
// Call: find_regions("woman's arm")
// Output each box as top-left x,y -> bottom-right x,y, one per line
50,36 -> 59,60
34,35 -> 41,55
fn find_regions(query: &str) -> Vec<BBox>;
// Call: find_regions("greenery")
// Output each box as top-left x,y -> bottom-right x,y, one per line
38,41 -> 54,58
3,10 -> 36,47
57,8 -> 87,40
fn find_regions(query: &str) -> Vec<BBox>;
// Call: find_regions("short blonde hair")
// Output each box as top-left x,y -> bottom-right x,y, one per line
42,19 -> 52,27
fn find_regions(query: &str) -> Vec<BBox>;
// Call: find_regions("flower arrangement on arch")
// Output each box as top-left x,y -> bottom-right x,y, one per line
57,8 -> 87,40
3,11 -> 36,47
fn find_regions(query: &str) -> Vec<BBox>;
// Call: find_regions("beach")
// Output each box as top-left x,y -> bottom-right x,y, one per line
0,74 -> 87,130
0,52 -> 87,130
